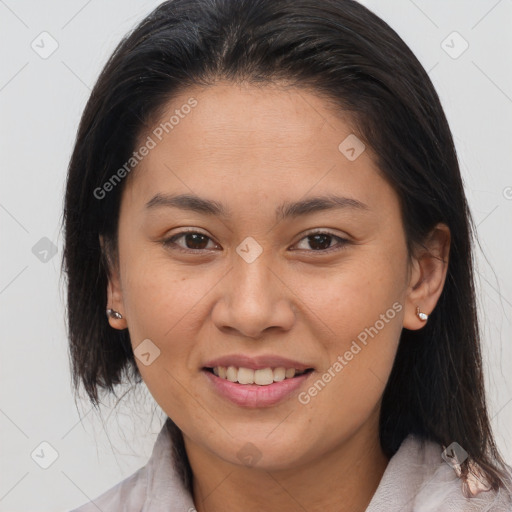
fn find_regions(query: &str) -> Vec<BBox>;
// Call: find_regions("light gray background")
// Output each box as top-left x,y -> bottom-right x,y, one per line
1,0 -> 511,510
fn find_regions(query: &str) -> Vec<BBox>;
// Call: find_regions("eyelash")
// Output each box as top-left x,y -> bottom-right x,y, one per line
162,229 -> 350,254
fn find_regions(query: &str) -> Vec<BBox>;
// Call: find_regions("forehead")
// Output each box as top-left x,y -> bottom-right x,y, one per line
133,81 -> 362,166
122,82 -> 397,220
153,82 -> 352,151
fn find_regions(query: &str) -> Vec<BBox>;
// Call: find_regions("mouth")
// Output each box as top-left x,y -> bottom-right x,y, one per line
203,365 -> 314,385
201,354 -> 316,407
202,363 -> 315,408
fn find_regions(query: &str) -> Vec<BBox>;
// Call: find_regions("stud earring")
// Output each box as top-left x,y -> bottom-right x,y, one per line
106,308 -> 123,320
416,306 -> 428,321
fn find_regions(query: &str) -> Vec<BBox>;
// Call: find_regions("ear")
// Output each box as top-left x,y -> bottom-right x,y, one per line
99,234 -> 128,330
403,223 -> 450,330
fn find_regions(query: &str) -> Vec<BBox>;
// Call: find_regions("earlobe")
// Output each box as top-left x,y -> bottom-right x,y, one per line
403,223 -> 450,330
415,306 -> 428,322
99,234 -> 128,330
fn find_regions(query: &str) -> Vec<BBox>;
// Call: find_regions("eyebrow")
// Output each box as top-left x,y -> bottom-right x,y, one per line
145,193 -> 369,221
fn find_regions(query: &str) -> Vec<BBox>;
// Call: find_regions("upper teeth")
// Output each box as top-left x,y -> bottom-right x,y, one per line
212,366 -> 306,385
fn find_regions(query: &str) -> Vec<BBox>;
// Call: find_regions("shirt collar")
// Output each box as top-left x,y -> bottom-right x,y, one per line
143,422 -> 509,511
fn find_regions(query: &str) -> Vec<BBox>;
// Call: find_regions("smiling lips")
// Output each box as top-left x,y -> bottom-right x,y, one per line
211,366 -> 308,385
202,354 -> 314,407
203,354 -> 313,385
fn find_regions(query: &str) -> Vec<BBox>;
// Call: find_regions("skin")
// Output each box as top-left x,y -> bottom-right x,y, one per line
101,82 -> 450,512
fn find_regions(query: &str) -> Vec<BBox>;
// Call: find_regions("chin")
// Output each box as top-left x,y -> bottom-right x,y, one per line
212,429 -> 314,471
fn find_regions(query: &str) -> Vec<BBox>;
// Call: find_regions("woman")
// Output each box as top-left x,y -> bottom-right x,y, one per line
62,0 -> 512,510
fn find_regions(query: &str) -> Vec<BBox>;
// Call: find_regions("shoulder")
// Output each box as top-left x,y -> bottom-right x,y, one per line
367,435 -> 512,512
69,465 -> 148,512
68,420 -> 196,512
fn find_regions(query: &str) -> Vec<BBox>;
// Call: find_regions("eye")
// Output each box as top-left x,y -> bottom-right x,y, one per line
162,231 -> 220,252
292,230 -> 350,253
162,229 -> 350,254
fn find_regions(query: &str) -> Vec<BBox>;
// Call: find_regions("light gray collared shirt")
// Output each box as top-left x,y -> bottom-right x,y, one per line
70,421 -> 512,512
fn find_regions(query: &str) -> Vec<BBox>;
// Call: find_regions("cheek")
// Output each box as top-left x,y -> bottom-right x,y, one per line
120,250 -> 213,342
293,253 -> 405,409
120,259 -> 214,425
119,254 -> 225,409
297,305 -> 403,452
293,252 -> 405,346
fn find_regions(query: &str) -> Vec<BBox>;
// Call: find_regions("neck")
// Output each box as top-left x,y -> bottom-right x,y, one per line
185,419 -> 389,512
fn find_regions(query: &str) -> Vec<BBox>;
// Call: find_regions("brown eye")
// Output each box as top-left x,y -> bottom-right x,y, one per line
163,231 -> 218,252
293,231 -> 350,253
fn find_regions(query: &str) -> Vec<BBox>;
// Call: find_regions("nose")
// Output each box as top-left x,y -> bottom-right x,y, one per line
211,255 -> 296,339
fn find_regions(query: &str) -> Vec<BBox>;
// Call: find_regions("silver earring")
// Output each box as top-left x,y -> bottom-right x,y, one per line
416,306 -> 428,321
106,308 -> 123,320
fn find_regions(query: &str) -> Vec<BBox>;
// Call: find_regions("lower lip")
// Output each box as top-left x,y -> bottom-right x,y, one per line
203,370 -> 313,408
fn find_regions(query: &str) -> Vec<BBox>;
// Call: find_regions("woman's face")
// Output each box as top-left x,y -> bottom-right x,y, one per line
107,82 -> 423,470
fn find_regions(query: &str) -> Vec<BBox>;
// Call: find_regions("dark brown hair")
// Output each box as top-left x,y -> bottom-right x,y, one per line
62,0 -> 512,494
